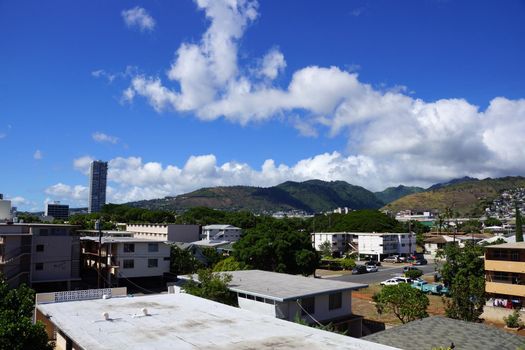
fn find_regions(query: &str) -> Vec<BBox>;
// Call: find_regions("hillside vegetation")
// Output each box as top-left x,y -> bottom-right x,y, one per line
383,176 -> 525,216
127,180 -> 384,213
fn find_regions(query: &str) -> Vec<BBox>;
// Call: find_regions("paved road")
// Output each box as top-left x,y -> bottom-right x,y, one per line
324,262 -> 439,285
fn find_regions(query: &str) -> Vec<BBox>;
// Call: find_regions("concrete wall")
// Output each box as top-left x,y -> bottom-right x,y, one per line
116,242 -> 170,278
167,225 -> 200,243
32,235 -> 74,282
202,227 -> 241,242
238,298 -> 276,318
482,305 -> 525,323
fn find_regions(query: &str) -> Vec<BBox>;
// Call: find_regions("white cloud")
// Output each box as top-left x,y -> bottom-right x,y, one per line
91,69 -> 116,83
121,6 -> 156,32
73,155 -> 94,175
258,48 -> 286,80
44,183 -> 89,206
92,132 -> 119,144
33,149 -> 43,160
115,0 -> 525,191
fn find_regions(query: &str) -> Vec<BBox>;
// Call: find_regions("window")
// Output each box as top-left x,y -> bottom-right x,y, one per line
329,292 -> 342,310
35,263 -> 44,271
401,243 -> 406,247
148,259 -> 158,268
511,251 -> 520,261
123,259 -> 134,269
163,257 -> 170,261
123,243 -> 135,253
301,297 -> 315,316
255,296 -> 264,302
148,243 -> 159,252
36,244 -> 44,252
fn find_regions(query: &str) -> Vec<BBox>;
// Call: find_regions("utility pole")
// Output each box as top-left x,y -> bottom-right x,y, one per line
96,219 -> 102,289
408,220 -> 413,259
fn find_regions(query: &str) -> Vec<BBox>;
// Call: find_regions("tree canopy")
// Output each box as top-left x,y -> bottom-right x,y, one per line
0,279 -> 52,350
437,242 -> 486,322
181,269 -> 237,306
373,283 -> 429,324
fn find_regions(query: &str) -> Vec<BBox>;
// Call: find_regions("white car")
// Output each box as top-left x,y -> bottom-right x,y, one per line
380,278 -> 400,286
366,265 -> 379,272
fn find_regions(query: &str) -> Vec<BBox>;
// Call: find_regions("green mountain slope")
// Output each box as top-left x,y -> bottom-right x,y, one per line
374,185 -> 425,204
126,180 -> 384,213
382,176 -> 525,216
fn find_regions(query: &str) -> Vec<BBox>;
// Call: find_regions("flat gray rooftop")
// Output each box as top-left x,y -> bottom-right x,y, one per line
181,270 -> 368,302
80,236 -> 167,244
363,316 -> 525,350
37,292 -> 396,350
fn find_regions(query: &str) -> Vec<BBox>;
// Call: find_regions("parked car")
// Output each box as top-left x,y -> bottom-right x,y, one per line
383,256 -> 402,263
403,266 -> 422,273
413,259 -> 428,265
380,277 -> 412,286
352,265 -> 368,274
366,265 -> 379,272
365,260 -> 381,267
411,280 -> 450,296
380,278 -> 400,286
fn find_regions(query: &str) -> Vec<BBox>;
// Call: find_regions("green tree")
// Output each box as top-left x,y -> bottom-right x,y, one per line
170,245 -> 203,275
318,241 -> 333,258
339,258 -> 356,270
516,203 -> 523,242
437,242 -> 486,321
182,269 -> 237,306
373,283 -> 429,324
233,219 -> 319,276
405,269 -> 423,279
0,278 -> 53,350
484,217 -> 502,227
213,256 -> 247,272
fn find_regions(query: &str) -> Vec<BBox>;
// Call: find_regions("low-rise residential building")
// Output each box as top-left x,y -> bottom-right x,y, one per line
363,316 -> 525,350
35,287 -> 396,350
312,232 -> 416,260
201,224 -> 242,242
483,242 -> 525,322
0,223 -> 80,290
357,232 -> 416,261
80,235 -> 171,287
126,223 -> 200,242
424,235 -> 453,257
311,232 -> 356,257
176,269 -> 368,337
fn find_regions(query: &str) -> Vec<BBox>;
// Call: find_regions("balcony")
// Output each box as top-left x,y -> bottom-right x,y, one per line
486,281 -> 525,297
485,260 -> 525,274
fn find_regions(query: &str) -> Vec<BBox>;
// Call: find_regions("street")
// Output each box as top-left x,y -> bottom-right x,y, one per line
324,262 -> 440,285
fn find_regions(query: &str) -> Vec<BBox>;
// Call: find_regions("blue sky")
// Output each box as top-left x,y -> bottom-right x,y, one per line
1,0 -> 524,211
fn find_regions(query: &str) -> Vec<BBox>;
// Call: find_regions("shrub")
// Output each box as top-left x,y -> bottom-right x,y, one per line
339,258 -> 356,270
504,309 -> 523,328
405,269 -> 423,279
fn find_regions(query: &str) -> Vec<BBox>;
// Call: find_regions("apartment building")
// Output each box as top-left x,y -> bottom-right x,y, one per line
311,232 -> 356,257
45,202 -> 69,220
201,224 -> 242,242
0,193 -> 11,221
80,236 -> 171,287
88,160 -> 107,213
484,242 -> 525,321
311,232 -> 416,260
175,270 -> 368,337
35,288 -> 395,350
0,223 -> 80,290
126,223 -> 200,242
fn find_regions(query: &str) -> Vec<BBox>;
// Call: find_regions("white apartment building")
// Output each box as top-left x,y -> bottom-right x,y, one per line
80,236 -> 171,285
0,223 -> 80,290
357,232 -> 416,261
311,232 -> 357,256
201,224 -> 242,242
126,223 -> 200,242
0,194 -> 12,221
311,232 -> 416,260
175,270 -> 368,337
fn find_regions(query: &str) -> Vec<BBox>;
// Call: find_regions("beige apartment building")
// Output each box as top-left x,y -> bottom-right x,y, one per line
0,223 -> 80,290
484,242 -> 525,321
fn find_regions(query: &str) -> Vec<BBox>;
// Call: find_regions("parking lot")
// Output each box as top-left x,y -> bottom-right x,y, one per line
321,260 -> 439,285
